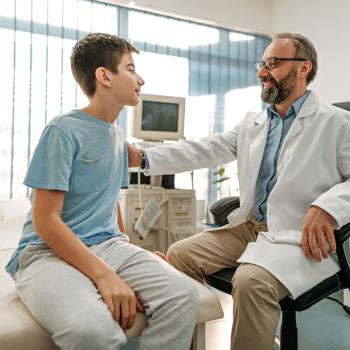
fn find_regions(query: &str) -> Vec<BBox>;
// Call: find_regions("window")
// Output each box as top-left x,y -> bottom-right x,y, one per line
0,0 -> 271,201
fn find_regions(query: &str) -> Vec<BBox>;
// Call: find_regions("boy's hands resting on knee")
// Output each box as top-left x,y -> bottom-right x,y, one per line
94,270 -> 144,331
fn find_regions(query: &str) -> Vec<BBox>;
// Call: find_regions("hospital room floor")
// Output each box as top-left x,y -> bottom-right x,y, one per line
206,289 -> 350,350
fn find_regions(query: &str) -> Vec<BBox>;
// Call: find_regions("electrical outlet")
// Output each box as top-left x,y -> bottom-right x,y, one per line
134,198 -> 163,239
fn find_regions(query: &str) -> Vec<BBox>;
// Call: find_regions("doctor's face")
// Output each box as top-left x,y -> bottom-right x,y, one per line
258,39 -> 299,105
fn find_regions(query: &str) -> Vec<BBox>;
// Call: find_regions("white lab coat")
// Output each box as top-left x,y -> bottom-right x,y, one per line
144,91 -> 350,298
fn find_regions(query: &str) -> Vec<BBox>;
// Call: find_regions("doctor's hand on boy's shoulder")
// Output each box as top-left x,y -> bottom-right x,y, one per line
94,268 -> 144,331
301,205 -> 336,262
127,143 -> 143,168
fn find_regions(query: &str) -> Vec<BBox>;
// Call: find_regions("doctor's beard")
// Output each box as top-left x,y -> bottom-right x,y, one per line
260,67 -> 298,105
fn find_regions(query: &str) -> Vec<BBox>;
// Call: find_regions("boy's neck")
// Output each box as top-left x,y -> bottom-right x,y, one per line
82,95 -> 124,124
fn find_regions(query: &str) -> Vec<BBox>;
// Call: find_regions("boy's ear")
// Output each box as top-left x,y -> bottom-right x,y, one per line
95,67 -> 112,88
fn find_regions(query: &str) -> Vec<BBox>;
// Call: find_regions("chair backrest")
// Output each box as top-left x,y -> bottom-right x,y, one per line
336,222 -> 350,288
210,197 -> 240,226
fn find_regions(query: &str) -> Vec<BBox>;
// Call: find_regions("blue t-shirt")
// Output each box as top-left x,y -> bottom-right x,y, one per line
6,110 -> 129,278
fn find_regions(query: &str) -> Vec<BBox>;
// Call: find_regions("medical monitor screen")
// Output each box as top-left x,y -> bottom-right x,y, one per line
141,101 -> 179,133
132,94 -> 185,141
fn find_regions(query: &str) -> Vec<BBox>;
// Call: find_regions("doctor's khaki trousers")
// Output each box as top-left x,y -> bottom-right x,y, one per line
168,219 -> 290,350
15,236 -> 199,350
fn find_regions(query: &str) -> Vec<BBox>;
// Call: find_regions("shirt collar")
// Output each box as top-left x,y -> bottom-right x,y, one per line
267,90 -> 311,120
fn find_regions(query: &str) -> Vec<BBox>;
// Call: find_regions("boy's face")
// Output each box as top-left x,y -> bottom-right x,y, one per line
110,52 -> 144,107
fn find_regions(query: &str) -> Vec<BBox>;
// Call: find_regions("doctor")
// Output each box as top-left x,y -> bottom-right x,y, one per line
128,32 -> 350,350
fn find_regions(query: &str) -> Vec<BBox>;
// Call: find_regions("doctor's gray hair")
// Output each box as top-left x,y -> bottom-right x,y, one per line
275,32 -> 318,85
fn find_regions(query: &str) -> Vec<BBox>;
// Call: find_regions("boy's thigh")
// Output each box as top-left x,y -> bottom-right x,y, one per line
168,221 -> 258,274
95,238 -> 198,309
15,247 -> 119,337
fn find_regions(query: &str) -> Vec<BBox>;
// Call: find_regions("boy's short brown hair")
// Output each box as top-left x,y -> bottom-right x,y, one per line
71,32 -> 138,97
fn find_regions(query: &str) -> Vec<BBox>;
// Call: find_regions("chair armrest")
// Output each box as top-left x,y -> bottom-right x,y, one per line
335,222 -> 350,288
210,197 -> 240,227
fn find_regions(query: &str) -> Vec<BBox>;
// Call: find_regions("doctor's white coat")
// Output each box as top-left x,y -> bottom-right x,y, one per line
144,91 -> 350,298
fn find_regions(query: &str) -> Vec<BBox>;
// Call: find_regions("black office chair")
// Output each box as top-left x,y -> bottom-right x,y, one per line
206,197 -> 350,350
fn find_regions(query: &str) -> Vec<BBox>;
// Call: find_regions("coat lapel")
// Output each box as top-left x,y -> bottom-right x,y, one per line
279,91 -> 319,159
247,111 -> 270,171
245,111 -> 270,206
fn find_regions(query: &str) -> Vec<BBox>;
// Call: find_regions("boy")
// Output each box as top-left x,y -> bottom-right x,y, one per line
6,33 -> 198,350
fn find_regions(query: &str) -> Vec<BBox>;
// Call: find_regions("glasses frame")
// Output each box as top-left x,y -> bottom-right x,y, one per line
255,57 -> 309,72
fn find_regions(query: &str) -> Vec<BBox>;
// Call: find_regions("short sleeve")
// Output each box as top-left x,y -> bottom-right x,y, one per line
24,125 -> 75,191
121,142 -> 129,188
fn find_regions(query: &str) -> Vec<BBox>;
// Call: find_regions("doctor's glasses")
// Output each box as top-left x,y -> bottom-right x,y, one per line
255,57 -> 309,72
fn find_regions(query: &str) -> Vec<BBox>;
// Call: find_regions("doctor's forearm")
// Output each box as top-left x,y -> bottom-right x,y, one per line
144,140 -> 236,175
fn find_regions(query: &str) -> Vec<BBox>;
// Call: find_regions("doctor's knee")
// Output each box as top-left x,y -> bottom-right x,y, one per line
167,238 -> 192,268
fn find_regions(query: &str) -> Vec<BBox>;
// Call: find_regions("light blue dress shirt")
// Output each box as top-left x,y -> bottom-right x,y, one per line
252,91 -> 310,222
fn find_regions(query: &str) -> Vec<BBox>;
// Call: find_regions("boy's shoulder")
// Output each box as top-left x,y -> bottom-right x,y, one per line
45,110 -> 99,141
48,110 -> 82,130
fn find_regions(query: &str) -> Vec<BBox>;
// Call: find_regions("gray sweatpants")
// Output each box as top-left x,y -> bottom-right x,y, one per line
15,236 -> 198,350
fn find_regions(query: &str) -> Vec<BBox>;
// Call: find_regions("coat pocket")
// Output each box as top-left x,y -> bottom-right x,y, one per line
259,230 -> 302,245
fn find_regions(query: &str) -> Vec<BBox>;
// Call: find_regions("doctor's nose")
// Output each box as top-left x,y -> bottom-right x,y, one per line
257,66 -> 269,80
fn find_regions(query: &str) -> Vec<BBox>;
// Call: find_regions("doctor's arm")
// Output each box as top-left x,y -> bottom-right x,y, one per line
301,120 -> 350,261
137,125 -> 240,176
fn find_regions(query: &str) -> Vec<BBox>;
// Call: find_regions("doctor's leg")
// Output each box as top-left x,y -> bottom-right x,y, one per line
231,264 -> 289,350
167,220 -> 264,282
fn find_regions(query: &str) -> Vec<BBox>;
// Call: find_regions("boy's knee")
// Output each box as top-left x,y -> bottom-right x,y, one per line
169,274 -> 199,317
181,276 -> 199,302
166,272 -> 199,307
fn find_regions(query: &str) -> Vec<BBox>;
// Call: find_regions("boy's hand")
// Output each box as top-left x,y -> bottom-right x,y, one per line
127,143 -> 143,168
94,270 -> 144,330
153,251 -> 169,262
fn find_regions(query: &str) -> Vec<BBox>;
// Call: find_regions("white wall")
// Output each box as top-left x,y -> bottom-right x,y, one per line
272,0 -> 350,103
112,0 -> 350,103
111,0 -> 273,35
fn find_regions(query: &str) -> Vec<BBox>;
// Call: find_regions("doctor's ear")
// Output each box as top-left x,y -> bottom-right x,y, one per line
95,67 -> 112,88
299,61 -> 312,81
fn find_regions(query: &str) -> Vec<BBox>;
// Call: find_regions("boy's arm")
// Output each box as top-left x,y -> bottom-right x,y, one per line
33,189 -> 143,330
117,203 -> 126,233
